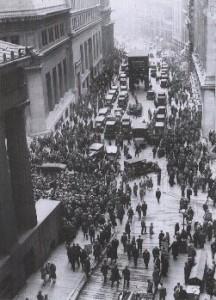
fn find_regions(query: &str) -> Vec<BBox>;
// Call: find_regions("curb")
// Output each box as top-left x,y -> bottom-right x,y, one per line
67,232 -> 117,300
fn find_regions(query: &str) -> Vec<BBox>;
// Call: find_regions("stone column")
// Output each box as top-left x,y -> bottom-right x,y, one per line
202,89 -> 215,137
0,117 -> 17,253
25,66 -> 47,134
6,108 -> 37,231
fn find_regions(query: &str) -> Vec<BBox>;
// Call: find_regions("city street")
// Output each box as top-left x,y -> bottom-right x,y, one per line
14,61 -> 216,300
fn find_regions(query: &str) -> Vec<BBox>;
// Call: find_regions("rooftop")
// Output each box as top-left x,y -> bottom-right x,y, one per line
127,48 -> 149,57
0,0 -> 68,17
0,40 -> 28,65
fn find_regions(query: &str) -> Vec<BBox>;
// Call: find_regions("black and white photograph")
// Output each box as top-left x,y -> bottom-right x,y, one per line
0,0 -> 215,299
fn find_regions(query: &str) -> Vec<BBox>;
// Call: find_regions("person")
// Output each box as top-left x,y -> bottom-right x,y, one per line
170,239 -> 179,260
125,221 -> 131,240
156,188 -> 161,203
143,249 -> 150,268
122,266 -> 130,288
158,282 -> 167,300
121,232 -> 128,253
132,245 -> 139,267
141,217 -> 147,234
84,256 -> 91,278
179,286 -> 187,299
149,223 -> 154,239
49,263 -> 56,284
136,235 -> 143,254
152,266 -> 160,290
101,260 -> 110,283
152,145 -> 157,159
110,264 -> 121,287
127,207 -> 134,222
141,201 -> 147,217
147,279 -> 153,293
158,230 -> 164,249
37,291 -> 44,300
136,203 -> 142,220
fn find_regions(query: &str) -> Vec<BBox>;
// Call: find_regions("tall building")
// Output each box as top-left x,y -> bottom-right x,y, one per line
0,42 -> 62,299
70,0 -> 103,96
172,0 -> 189,51
100,0 -> 114,56
188,0 -> 216,136
146,0 -> 174,44
0,0 -> 74,135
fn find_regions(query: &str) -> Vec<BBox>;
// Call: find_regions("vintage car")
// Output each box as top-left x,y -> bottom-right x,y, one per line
94,115 -> 106,132
104,120 -> 117,139
121,116 -> 131,138
147,90 -> 156,100
118,91 -> 129,109
98,107 -> 110,117
120,84 -> 128,92
104,95 -> 114,108
127,103 -> 142,117
124,158 -> 161,177
39,163 -> 67,174
132,121 -> 148,148
160,79 -> 168,88
111,85 -> 119,95
150,65 -> 157,77
155,121 -> 165,134
155,93 -> 167,107
89,143 -> 104,159
108,89 -> 118,101
105,145 -> 118,160
156,106 -> 167,115
156,113 -> 166,122
114,108 -> 124,120
120,77 -> 127,86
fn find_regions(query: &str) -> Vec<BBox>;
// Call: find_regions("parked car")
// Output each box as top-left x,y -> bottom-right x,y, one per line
104,120 -> 117,139
98,107 -> 110,117
160,79 -> 168,88
108,89 -> 118,101
104,95 -> 114,108
114,108 -> 124,120
156,106 -> 166,115
132,121 -> 148,148
89,143 -> 104,159
127,103 -> 142,117
118,91 -> 129,109
124,158 -> 161,177
105,145 -> 118,160
156,113 -> 166,122
147,90 -> 156,100
94,116 -> 106,132
121,116 -> 131,138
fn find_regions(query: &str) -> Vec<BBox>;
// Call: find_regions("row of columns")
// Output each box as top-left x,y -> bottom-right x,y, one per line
0,108 -> 37,254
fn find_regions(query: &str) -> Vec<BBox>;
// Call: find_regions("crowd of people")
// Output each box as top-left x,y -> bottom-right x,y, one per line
29,46 -> 216,300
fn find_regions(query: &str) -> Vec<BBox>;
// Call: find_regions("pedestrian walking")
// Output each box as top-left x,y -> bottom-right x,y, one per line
136,235 -> 143,254
101,260 -> 110,283
143,249 -> 150,268
147,279 -> 153,294
149,223 -> 154,239
141,217 -> 147,234
158,282 -> 167,300
125,221 -> 131,240
122,266 -> 130,288
121,232 -> 128,253
156,188 -> 161,203
110,264 -> 121,287
141,201 -> 147,216
136,203 -> 142,220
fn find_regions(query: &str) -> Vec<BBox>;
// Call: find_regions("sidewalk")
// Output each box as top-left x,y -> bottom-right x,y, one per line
13,229 -> 103,300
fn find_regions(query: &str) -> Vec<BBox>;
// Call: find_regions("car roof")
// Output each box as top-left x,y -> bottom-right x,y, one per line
89,143 -> 104,151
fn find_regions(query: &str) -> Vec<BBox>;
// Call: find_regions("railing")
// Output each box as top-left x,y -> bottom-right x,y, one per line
0,5 -> 67,17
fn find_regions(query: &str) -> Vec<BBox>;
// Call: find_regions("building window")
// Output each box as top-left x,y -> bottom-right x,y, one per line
55,25 -> 60,39
58,63 -> 63,98
11,35 -> 19,45
93,35 -> 96,59
80,44 -> 85,74
41,29 -> 48,46
60,23 -> 65,37
65,108 -> 69,118
52,67 -> 59,104
63,58 -> 68,92
48,28 -> 54,43
46,72 -> 53,111
84,41 -> 88,70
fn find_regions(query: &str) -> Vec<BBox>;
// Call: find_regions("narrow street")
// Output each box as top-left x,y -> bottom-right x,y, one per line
78,63 -> 216,300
